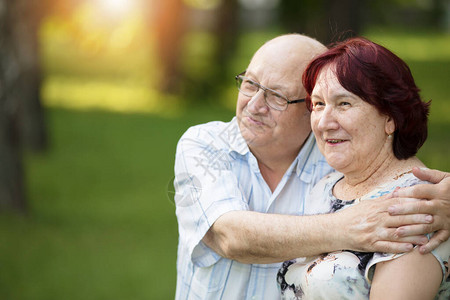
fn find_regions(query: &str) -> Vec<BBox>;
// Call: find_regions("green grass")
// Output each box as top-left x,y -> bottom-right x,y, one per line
0,106 -> 234,300
0,28 -> 449,300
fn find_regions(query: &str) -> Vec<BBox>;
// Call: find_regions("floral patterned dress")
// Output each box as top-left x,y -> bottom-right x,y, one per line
277,172 -> 450,299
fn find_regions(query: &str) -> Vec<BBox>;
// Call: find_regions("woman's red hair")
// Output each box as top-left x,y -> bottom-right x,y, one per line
303,37 -> 430,159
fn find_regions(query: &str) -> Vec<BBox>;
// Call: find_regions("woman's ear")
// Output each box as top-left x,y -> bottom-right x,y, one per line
385,116 -> 396,135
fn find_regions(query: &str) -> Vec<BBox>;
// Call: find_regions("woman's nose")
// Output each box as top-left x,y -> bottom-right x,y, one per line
317,107 -> 339,131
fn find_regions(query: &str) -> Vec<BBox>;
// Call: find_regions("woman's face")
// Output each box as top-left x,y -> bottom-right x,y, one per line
310,66 -> 395,174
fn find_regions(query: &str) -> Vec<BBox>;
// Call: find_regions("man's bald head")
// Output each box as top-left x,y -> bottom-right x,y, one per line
246,34 -> 327,98
251,34 -> 326,77
256,34 -> 326,59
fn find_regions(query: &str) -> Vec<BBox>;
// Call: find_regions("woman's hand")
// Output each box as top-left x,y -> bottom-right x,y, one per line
387,167 -> 450,253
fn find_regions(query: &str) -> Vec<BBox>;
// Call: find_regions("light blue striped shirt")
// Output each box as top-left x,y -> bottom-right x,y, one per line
174,117 -> 334,299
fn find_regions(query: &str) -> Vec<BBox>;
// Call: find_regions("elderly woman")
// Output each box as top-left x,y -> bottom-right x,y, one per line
277,37 -> 450,299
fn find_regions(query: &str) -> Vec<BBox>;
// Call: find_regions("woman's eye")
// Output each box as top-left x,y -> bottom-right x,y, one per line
312,101 -> 324,110
339,101 -> 351,106
313,101 -> 324,107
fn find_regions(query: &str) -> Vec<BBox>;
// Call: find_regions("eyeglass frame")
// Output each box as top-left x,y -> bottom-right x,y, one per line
235,71 -> 306,111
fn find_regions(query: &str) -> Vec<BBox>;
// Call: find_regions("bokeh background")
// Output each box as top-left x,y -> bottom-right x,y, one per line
1,0 -> 449,299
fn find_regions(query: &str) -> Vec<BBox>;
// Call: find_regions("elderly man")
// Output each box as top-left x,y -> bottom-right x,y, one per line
173,34 -> 450,299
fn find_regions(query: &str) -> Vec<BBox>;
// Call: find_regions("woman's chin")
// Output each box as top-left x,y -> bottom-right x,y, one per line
326,158 -> 351,173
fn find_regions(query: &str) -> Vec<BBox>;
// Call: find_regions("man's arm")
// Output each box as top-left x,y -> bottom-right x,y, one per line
388,168 -> 450,253
203,195 -> 431,264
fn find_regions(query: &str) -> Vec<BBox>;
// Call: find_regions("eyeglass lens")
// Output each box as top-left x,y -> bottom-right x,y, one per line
237,76 -> 287,110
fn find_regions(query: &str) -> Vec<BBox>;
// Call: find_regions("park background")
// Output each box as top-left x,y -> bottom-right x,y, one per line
1,0 -> 449,299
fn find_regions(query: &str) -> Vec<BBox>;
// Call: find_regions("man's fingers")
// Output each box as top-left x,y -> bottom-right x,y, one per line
372,241 -> 413,254
394,168 -> 450,199
384,213 -> 433,227
344,194 -> 448,253
419,230 -> 450,254
395,224 -> 435,237
388,199 -> 434,215
411,167 -> 448,184
393,183 -> 437,200
373,230 -> 446,254
396,235 -> 429,245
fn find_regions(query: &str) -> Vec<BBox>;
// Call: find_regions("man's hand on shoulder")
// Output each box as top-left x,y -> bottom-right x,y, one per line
387,168 -> 450,253
334,192 -> 431,254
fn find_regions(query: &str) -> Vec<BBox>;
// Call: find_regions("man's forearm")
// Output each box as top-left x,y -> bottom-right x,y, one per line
203,210 -> 343,264
203,197 -> 432,264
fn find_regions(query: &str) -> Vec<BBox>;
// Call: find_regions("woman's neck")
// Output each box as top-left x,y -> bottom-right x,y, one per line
334,155 -> 424,201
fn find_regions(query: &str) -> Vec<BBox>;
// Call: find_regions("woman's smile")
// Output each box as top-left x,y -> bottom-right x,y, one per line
325,138 -> 348,145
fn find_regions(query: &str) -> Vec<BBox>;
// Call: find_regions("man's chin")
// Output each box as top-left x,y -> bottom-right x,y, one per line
241,129 -> 270,148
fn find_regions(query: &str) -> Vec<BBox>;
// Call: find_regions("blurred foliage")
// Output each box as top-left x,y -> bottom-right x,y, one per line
363,28 -> 450,170
368,0 -> 447,29
39,1 -> 177,115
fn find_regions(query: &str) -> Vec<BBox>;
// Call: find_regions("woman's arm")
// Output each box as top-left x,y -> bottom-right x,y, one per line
370,247 -> 442,300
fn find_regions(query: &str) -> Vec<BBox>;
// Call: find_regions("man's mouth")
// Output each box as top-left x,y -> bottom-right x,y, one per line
247,116 -> 264,125
243,111 -> 266,126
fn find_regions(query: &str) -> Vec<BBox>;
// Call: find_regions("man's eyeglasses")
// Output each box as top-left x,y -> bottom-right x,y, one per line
235,72 -> 305,111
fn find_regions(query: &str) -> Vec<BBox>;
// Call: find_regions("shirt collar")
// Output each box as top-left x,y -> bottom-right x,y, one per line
225,118 -> 319,180
295,132 -> 317,178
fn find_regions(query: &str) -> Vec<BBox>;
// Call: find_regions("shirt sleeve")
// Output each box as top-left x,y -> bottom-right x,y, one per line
365,238 -> 450,284
174,126 -> 249,268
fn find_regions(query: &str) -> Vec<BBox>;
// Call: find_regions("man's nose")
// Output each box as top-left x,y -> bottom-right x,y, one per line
247,90 -> 269,113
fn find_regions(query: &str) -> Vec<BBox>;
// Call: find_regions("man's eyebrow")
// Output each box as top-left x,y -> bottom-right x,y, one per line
271,84 -> 288,93
245,71 -> 289,94
245,71 -> 256,78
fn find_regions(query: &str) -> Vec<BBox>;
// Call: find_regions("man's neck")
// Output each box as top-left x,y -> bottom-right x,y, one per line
251,146 -> 300,192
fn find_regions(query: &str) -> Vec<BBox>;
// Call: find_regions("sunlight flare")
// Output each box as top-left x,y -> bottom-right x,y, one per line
97,0 -> 134,17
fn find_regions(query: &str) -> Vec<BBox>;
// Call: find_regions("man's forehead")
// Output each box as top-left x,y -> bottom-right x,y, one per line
249,45 -> 318,77
248,49 -> 303,73
246,51 -> 306,82
253,34 -> 325,59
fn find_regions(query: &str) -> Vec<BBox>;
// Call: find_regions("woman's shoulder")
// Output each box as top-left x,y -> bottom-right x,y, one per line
315,172 -> 344,187
362,171 -> 429,201
309,172 -> 343,197
391,170 -> 429,187
304,172 -> 344,215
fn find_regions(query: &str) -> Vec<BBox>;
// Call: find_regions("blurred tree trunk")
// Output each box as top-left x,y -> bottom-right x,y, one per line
0,0 -> 27,212
213,0 -> 239,84
0,0 -> 47,212
432,0 -> 448,30
324,0 -> 364,43
279,0 -> 324,41
14,0 -> 47,151
154,0 -> 187,94
279,0 -> 366,44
